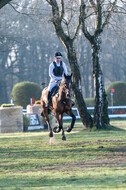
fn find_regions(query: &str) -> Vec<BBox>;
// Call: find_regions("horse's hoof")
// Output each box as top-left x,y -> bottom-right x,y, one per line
49,131 -> 53,137
66,126 -> 73,132
62,136 -> 66,141
56,128 -> 61,133
53,127 -> 58,133
53,127 -> 61,133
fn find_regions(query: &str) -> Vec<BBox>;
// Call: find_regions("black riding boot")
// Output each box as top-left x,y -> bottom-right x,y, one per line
45,91 -> 51,107
72,101 -> 75,107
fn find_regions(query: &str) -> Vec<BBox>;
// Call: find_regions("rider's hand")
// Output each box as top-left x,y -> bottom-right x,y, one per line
55,79 -> 59,83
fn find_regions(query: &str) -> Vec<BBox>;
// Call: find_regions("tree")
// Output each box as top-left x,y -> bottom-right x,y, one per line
45,0 -> 93,128
79,0 -> 120,128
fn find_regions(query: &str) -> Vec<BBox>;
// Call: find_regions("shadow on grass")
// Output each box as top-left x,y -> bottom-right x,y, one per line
0,173 -> 126,188
91,124 -> 126,131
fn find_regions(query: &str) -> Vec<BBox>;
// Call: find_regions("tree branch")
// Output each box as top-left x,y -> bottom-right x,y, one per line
9,3 -> 31,16
72,16 -> 81,41
88,0 -> 96,12
80,0 -> 93,43
48,0 -> 70,43
94,0 -> 103,36
102,0 -> 117,30
0,0 -> 11,9
60,0 -> 64,20
46,0 -> 51,5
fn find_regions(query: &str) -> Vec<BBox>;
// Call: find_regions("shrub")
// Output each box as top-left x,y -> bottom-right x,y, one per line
23,114 -> 30,132
11,81 -> 42,108
106,81 -> 126,106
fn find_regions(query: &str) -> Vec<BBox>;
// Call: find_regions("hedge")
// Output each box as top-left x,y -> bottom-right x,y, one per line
106,81 -> 126,106
11,81 -> 42,108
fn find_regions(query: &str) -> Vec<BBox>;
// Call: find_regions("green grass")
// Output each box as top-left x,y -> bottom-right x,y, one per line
0,120 -> 126,189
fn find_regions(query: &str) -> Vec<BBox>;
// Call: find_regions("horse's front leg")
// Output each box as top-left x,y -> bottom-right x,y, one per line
53,113 -> 66,140
41,108 -> 53,137
65,110 -> 76,132
60,113 -> 66,141
53,112 -> 62,133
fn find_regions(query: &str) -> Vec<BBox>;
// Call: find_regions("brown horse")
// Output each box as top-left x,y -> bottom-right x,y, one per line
41,73 -> 76,140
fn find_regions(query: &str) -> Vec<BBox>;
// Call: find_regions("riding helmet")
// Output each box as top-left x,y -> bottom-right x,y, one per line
55,52 -> 62,57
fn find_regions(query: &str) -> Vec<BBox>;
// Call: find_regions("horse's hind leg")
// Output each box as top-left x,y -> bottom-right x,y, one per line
53,113 -> 66,140
65,110 -> 76,132
61,127 -> 66,140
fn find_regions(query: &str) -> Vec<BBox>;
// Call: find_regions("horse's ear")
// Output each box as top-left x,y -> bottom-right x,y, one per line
64,73 -> 66,78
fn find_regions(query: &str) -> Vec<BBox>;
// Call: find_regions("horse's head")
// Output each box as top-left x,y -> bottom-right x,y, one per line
61,73 -> 72,98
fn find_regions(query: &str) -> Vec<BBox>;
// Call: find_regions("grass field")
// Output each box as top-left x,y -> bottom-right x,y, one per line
0,120 -> 126,189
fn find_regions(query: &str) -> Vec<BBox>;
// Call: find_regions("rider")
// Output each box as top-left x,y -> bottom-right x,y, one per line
46,52 -> 68,107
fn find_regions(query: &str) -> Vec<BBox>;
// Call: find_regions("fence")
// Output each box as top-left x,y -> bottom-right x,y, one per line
63,106 -> 126,120
22,106 -> 126,130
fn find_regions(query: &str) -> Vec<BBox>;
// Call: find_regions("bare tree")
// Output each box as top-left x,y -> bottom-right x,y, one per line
46,0 -> 93,128
80,0 -> 119,128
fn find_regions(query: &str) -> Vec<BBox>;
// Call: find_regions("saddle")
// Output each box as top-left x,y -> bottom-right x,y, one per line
50,85 -> 59,98
48,85 -> 59,107
49,85 -> 75,107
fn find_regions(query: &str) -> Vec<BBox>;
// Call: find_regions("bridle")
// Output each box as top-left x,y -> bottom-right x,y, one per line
62,79 -> 72,97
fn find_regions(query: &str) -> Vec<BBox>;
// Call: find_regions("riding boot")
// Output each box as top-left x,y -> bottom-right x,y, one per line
72,101 -> 75,107
45,91 -> 51,107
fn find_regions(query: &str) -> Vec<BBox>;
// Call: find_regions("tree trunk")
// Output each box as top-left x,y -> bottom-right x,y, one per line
91,36 -> 109,128
102,90 -> 110,125
0,55 -> 8,104
66,42 -> 93,128
80,0 -> 110,129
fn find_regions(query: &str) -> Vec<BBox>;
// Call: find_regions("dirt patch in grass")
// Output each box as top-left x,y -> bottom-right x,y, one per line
39,140 -> 126,171
2,137 -> 126,174
64,139 -> 126,146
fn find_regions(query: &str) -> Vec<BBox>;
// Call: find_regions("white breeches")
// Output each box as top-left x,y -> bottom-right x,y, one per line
48,79 -> 61,92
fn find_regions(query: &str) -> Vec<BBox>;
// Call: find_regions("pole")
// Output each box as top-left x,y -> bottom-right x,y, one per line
110,92 -> 114,113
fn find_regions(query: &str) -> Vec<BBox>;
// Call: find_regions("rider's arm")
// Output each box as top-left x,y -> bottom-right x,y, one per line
49,63 -> 56,80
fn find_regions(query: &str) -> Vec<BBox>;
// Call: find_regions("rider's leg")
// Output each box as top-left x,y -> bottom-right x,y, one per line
72,101 -> 75,107
45,80 -> 56,107
45,91 -> 51,107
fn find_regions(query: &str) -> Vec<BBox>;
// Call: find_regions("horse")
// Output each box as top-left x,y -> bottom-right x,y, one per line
41,73 -> 76,140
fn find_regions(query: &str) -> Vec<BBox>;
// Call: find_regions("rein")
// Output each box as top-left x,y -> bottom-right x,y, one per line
59,80 -> 72,96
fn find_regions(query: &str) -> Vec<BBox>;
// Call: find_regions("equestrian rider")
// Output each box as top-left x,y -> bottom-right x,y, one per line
46,52 -> 68,107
